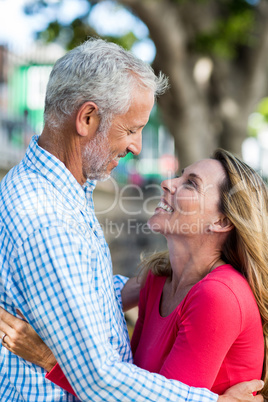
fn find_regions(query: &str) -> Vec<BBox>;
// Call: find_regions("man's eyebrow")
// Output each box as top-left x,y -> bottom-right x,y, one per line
130,124 -> 145,130
182,169 -> 203,182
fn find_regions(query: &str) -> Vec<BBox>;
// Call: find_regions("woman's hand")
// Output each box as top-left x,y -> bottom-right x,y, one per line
0,307 -> 57,372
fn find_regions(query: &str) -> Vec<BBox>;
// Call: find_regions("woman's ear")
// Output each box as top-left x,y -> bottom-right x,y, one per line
76,102 -> 100,138
212,215 -> 234,233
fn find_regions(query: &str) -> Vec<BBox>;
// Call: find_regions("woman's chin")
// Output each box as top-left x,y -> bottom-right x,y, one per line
147,217 -> 163,233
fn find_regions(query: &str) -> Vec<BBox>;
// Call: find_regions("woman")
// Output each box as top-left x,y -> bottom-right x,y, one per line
0,149 -> 267,397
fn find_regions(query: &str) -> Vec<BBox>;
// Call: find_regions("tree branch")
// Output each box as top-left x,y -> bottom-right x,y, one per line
121,0 -> 211,124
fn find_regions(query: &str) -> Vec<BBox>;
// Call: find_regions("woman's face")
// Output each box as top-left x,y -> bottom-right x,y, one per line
148,159 -> 226,237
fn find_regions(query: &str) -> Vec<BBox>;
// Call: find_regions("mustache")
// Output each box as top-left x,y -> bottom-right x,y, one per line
117,151 -> 128,158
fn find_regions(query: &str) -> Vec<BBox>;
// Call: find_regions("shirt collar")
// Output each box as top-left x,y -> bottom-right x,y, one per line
24,135 -> 97,209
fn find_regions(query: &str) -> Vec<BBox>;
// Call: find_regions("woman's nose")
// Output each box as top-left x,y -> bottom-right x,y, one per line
161,178 -> 177,194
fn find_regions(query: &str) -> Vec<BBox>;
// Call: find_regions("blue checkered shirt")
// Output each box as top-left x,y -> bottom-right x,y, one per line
0,136 -> 218,402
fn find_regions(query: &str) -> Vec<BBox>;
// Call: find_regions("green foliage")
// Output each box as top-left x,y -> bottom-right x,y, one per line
194,8 -> 255,58
247,113 -> 265,137
35,1 -> 139,51
29,0 -> 258,59
67,18 -> 97,49
104,32 -> 139,51
38,20 -> 64,43
37,17 -> 138,51
169,0 -> 257,59
257,98 -> 268,123
247,98 -> 268,138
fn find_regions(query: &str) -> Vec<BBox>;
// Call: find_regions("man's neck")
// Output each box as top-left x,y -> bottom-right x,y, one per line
38,125 -> 86,186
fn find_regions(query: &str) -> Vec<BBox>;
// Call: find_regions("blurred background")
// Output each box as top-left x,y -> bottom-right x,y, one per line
1,1 -> 268,316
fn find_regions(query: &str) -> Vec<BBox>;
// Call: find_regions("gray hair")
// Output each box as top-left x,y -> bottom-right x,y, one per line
44,38 -> 169,129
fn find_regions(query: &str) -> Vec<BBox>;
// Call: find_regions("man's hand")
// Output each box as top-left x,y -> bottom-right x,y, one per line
219,380 -> 264,402
0,307 -> 56,372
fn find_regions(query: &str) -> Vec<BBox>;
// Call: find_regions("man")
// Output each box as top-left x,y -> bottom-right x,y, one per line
0,38 -> 263,401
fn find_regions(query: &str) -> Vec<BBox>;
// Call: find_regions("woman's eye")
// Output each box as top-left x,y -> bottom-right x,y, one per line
185,179 -> 197,189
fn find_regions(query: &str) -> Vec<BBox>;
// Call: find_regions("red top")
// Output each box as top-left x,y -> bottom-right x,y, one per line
132,265 -> 264,394
46,264 -> 264,396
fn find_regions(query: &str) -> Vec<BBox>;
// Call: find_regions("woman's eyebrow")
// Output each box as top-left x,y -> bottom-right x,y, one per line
182,169 -> 203,183
189,173 -> 203,182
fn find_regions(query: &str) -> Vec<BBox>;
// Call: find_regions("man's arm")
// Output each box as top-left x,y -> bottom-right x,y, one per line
12,225 -> 217,402
0,308 -> 264,402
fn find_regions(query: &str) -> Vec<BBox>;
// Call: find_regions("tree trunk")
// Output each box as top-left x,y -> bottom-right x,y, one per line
119,0 -> 268,164
28,0 -> 268,164
158,91 -> 216,168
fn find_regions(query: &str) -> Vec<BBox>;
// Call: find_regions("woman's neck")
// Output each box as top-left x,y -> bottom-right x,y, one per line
160,241 -> 225,317
166,236 -> 225,297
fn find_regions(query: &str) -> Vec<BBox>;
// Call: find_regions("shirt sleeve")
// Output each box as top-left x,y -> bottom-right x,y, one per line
15,226 -> 218,402
159,279 -> 242,389
113,274 -> 129,310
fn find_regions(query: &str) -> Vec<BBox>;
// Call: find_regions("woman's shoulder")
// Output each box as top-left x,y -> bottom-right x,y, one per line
203,264 -> 249,292
190,264 -> 259,318
181,264 -> 262,340
146,270 -> 167,288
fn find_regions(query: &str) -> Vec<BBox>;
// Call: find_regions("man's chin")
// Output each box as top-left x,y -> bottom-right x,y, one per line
96,174 -> 111,182
86,171 -> 111,182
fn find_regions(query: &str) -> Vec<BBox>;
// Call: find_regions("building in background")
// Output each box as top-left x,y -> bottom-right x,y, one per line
0,43 -> 64,171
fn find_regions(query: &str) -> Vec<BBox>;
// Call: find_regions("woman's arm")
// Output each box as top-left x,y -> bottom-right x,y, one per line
0,307 -> 56,371
0,275 -> 143,364
130,272 -> 150,355
121,276 -> 141,312
0,275 -> 144,396
0,307 -> 265,401
121,266 -> 150,312
0,307 -> 77,395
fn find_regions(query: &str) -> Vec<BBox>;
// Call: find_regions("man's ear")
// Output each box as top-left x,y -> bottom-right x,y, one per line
76,102 -> 100,138
211,215 -> 234,233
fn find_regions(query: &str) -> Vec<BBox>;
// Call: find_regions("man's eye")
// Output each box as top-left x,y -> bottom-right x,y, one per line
128,130 -> 136,134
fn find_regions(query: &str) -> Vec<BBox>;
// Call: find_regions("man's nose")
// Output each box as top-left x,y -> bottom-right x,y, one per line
127,133 -> 142,155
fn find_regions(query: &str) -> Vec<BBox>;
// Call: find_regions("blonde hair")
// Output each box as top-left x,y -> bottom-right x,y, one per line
213,149 -> 268,397
140,149 -> 268,396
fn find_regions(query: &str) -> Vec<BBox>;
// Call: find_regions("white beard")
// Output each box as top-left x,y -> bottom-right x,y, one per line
82,131 -> 114,181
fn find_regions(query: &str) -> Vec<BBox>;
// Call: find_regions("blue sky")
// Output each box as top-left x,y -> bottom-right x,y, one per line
0,0 -> 155,61
0,0 -> 89,46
